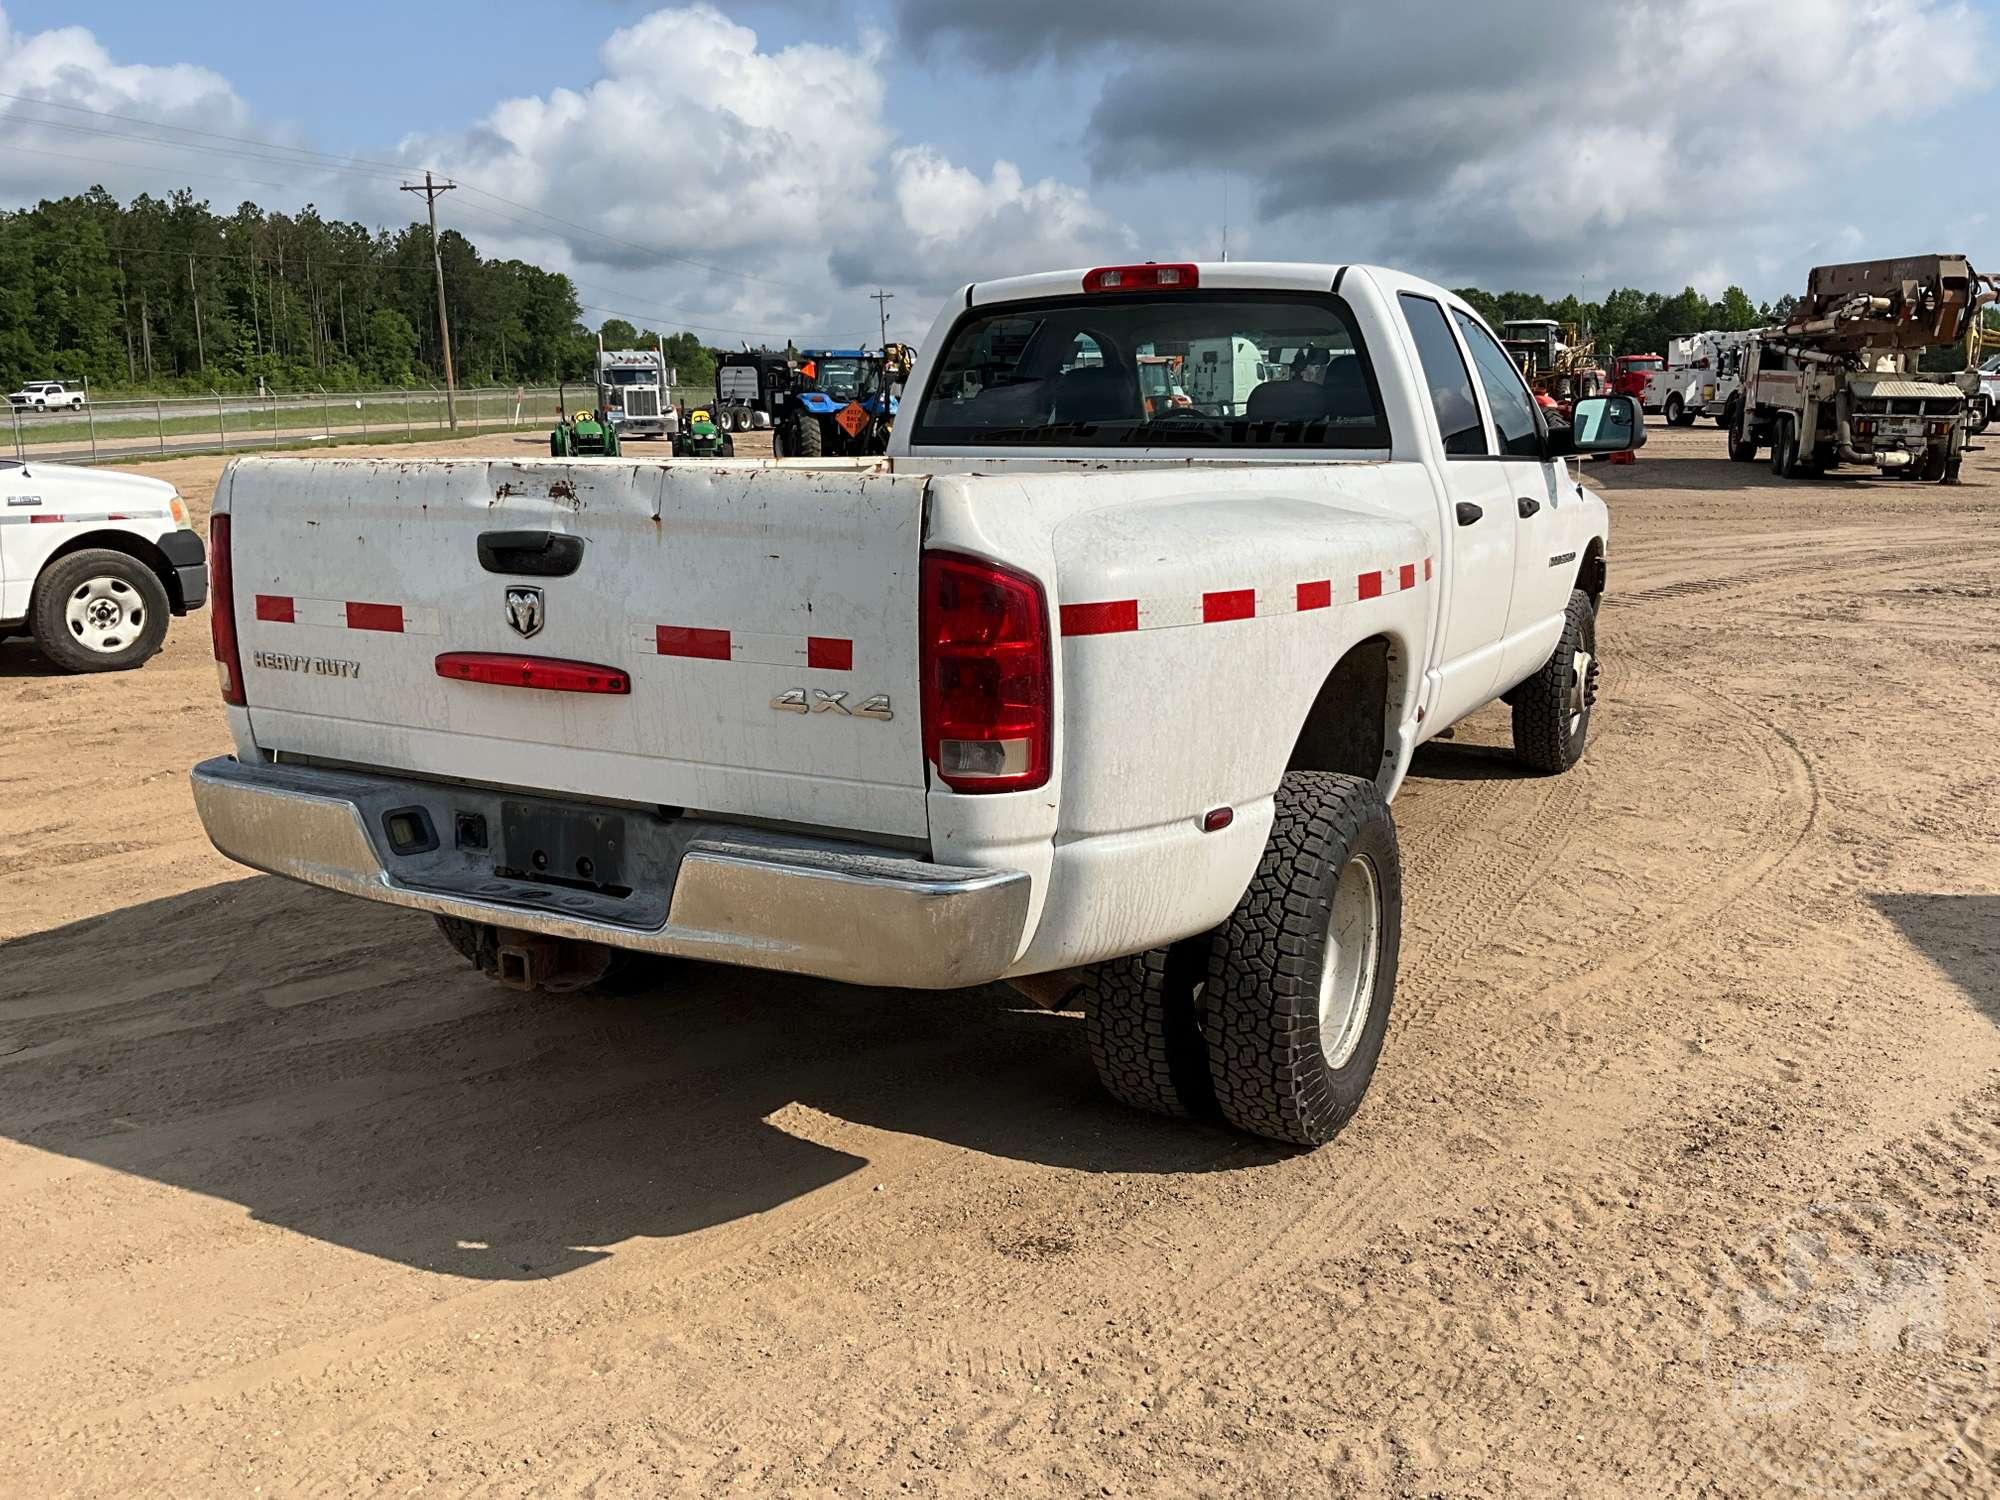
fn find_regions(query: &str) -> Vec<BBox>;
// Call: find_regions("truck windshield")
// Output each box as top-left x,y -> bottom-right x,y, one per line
911,291 -> 1388,449
602,368 -> 655,386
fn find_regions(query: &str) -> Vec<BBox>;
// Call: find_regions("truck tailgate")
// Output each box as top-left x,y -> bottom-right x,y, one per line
225,457 -> 931,839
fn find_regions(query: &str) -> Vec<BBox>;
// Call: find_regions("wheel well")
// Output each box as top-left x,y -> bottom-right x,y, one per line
1576,538 -> 1606,608
1287,635 -> 1405,791
37,531 -> 184,613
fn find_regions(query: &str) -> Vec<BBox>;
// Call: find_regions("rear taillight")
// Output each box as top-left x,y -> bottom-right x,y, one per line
920,551 -> 1051,793
209,513 -> 246,706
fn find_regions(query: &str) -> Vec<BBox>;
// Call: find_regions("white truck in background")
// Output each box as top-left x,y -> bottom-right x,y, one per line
191,260 -> 1637,1148
1,458 -> 206,672
597,340 -> 679,442
1659,330 -> 1751,427
6,381 -> 87,412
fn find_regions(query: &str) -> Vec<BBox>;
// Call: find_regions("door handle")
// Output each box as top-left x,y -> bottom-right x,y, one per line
1455,501 -> 1483,526
1517,497 -> 1541,518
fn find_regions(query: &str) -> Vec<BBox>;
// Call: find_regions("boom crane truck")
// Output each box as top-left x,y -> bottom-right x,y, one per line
1728,254 -> 1992,482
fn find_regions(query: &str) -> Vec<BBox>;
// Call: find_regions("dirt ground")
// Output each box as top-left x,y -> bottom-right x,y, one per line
2,422 -> 1996,1497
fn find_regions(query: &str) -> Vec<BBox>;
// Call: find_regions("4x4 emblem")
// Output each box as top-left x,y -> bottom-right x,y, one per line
504,586 -> 544,639
772,688 -> 892,719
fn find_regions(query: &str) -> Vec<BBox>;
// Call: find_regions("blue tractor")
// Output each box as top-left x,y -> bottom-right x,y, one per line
770,345 -> 912,458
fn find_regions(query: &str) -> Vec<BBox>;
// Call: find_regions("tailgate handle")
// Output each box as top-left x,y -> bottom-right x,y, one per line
477,531 -> 585,577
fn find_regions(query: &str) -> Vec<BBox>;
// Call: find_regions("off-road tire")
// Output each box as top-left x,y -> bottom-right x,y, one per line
1082,941 -> 1216,1120
720,432 -> 735,458
791,411 -> 824,458
30,548 -> 171,674
1201,771 -> 1401,1147
1511,587 -> 1598,774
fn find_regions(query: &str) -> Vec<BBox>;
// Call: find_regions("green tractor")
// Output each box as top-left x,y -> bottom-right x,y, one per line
550,409 -> 620,458
672,407 -> 735,458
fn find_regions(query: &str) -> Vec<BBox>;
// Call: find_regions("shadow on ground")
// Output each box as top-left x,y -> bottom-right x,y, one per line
1405,738 -> 1527,782
0,876 -> 1281,1281
0,637 -> 68,677
1869,893 -> 2000,1023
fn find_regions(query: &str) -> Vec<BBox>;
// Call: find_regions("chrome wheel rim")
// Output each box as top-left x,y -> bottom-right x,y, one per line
1568,647 -> 1596,737
1319,855 -> 1382,1070
65,576 -> 144,654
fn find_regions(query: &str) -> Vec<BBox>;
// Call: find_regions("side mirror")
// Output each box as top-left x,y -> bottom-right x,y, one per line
1550,394 -> 1645,459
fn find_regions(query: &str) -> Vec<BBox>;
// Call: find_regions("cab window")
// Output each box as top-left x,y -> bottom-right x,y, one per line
1398,293 -> 1487,457
1453,310 -> 1545,459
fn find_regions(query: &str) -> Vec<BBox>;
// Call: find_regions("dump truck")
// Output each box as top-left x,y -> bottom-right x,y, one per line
1728,254 -> 1988,482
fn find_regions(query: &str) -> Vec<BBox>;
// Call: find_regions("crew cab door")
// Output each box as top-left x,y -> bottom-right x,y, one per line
1451,309 -> 1576,689
1395,290 -> 1516,730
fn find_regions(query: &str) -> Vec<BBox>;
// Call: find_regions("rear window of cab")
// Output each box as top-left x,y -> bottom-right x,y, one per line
910,291 -> 1390,449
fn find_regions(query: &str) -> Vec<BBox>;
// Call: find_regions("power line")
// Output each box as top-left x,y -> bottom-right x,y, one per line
0,91 -> 416,181
1,140 -> 291,194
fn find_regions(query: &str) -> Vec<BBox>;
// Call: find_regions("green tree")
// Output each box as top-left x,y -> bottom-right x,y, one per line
366,307 -> 418,383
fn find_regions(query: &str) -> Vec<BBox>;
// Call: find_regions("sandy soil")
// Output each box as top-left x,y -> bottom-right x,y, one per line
2,423 -> 1996,1497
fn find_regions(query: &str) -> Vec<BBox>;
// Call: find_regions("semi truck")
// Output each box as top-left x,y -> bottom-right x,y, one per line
597,339 -> 679,442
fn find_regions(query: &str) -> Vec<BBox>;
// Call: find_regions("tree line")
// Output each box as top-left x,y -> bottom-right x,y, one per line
3,186 -> 1984,397
1449,283 -> 1787,363
0,186 -> 721,397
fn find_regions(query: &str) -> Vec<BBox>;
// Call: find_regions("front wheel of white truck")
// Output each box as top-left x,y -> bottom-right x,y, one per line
1200,771 -> 1402,1147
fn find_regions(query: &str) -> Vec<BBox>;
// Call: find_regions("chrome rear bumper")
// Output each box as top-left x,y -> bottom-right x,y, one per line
190,757 -> 1030,989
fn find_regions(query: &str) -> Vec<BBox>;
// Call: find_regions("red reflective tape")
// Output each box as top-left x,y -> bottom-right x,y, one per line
1357,571 -> 1383,600
254,594 -> 295,623
1424,556 -> 1433,581
1399,563 -> 1417,591
1202,588 -> 1255,623
30,514 -> 62,524
656,625 -> 731,660
806,636 -> 853,671
1296,579 -> 1332,611
1060,599 -> 1139,636
345,601 -> 404,632
107,513 -> 133,522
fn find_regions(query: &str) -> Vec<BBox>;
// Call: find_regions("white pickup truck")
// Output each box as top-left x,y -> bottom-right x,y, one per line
6,381 -> 88,412
191,262 -> 1637,1146
2,458 -> 206,672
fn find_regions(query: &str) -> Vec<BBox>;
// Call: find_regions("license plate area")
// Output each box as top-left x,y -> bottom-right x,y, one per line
498,801 -> 629,895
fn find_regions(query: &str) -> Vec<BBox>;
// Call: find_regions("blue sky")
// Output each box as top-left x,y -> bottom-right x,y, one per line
4,1 -> 1994,344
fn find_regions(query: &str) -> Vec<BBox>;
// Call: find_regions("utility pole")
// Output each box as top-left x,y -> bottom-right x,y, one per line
870,289 -> 894,349
188,254 -> 206,373
401,170 -> 460,429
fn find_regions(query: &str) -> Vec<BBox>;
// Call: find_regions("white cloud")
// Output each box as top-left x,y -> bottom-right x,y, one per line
0,3 -> 265,198
898,0 -> 1989,297
0,4 -> 1137,345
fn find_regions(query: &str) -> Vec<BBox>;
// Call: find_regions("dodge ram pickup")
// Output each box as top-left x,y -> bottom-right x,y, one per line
2,458 -> 206,673
191,262 -> 1637,1146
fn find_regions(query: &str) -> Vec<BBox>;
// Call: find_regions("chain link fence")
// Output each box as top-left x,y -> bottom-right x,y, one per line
2,385 -> 716,466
